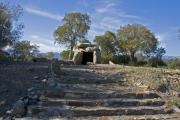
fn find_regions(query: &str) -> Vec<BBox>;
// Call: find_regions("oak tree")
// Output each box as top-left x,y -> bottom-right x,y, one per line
54,12 -> 90,60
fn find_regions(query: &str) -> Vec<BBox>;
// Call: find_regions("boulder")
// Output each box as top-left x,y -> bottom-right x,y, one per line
73,51 -> 83,64
109,61 -> 115,65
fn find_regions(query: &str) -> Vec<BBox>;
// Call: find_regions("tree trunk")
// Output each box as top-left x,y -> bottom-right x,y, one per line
130,52 -> 135,64
68,46 -> 73,60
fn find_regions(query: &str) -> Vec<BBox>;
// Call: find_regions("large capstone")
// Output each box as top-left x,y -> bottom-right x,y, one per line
73,43 -> 101,65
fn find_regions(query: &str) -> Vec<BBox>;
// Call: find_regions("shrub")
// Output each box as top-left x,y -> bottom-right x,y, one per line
147,57 -> 166,67
117,55 -> 131,65
101,55 -> 115,64
60,50 -> 70,60
136,60 -> 147,66
168,58 -> 180,69
0,54 -> 13,61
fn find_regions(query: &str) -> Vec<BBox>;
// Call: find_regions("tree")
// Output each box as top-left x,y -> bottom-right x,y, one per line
95,31 -> 116,63
154,47 -> 166,60
47,52 -> 54,60
54,12 -> 90,60
117,24 -> 158,63
0,3 -> 23,49
13,41 -> 39,61
60,50 -> 70,60
31,44 -> 40,57
79,39 -> 91,43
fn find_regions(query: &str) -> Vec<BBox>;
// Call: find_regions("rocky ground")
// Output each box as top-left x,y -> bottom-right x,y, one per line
0,61 -> 180,119
0,61 -> 51,117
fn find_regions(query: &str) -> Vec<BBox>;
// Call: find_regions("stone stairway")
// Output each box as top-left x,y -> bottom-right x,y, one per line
26,64 -> 178,119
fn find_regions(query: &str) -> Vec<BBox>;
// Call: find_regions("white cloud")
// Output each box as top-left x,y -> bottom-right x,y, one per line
87,0 -> 142,40
156,34 -> 166,48
95,1 -> 140,19
96,3 -> 116,13
30,35 -> 63,52
36,43 -> 61,53
25,7 -> 63,21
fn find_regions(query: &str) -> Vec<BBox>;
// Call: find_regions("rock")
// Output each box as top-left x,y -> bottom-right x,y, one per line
156,83 -> 169,93
134,82 -> 142,86
42,79 -> 47,83
38,112 -> 48,119
12,100 -> 26,117
173,105 -> 180,113
27,87 -> 35,92
33,76 -> 39,80
2,115 -> 13,120
0,100 -> 6,106
104,77 -> 108,80
39,95 -> 46,102
73,51 -> 83,65
109,61 -> 115,65
48,108 -> 61,117
6,110 -> 12,114
120,78 -> 127,82
48,81 -> 57,87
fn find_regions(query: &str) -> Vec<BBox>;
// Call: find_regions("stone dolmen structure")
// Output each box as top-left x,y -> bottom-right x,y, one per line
73,43 -> 101,65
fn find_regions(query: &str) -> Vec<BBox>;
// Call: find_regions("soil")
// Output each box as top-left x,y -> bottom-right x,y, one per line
0,61 -> 50,116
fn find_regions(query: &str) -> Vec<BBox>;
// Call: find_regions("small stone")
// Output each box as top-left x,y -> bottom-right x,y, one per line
48,81 -> 57,87
120,78 -> 127,82
6,110 -> 12,114
109,61 -> 115,65
48,108 -> 61,117
42,79 -> 47,83
27,87 -> 35,92
39,95 -> 46,101
0,100 -> 6,106
2,116 -> 13,120
38,112 -> 48,119
104,77 -> 108,80
34,76 -> 39,79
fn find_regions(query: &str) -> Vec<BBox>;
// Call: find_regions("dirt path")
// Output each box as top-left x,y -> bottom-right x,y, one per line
1,61 -> 179,119
26,62 -> 179,119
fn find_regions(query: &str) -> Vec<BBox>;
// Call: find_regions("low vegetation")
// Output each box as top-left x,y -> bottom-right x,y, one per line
115,65 -> 180,107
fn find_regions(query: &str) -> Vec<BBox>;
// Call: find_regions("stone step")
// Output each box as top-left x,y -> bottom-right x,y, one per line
43,98 -> 165,107
28,106 -> 173,117
46,90 -> 160,99
56,83 -> 126,92
55,77 -> 122,84
51,113 -> 180,120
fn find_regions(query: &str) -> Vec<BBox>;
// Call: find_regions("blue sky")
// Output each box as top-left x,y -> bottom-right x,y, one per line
2,0 -> 180,56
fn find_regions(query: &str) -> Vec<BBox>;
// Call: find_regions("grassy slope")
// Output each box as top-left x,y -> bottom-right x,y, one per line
116,65 -> 180,107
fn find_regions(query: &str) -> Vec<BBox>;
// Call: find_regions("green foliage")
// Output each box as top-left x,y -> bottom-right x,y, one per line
13,41 -> 39,61
95,31 -> 116,63
0,53 -> 12,61
47,52 -> 54,60
79,39 -> 91,43
60,50 -> 70,60
0,2 -> 23,49
116,55 -> 131,65
54,12 -> 90,59
147,57 -> 166,67
154,47 -> 166,60
168,58 -> 180,69
116,24 -> 158,63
